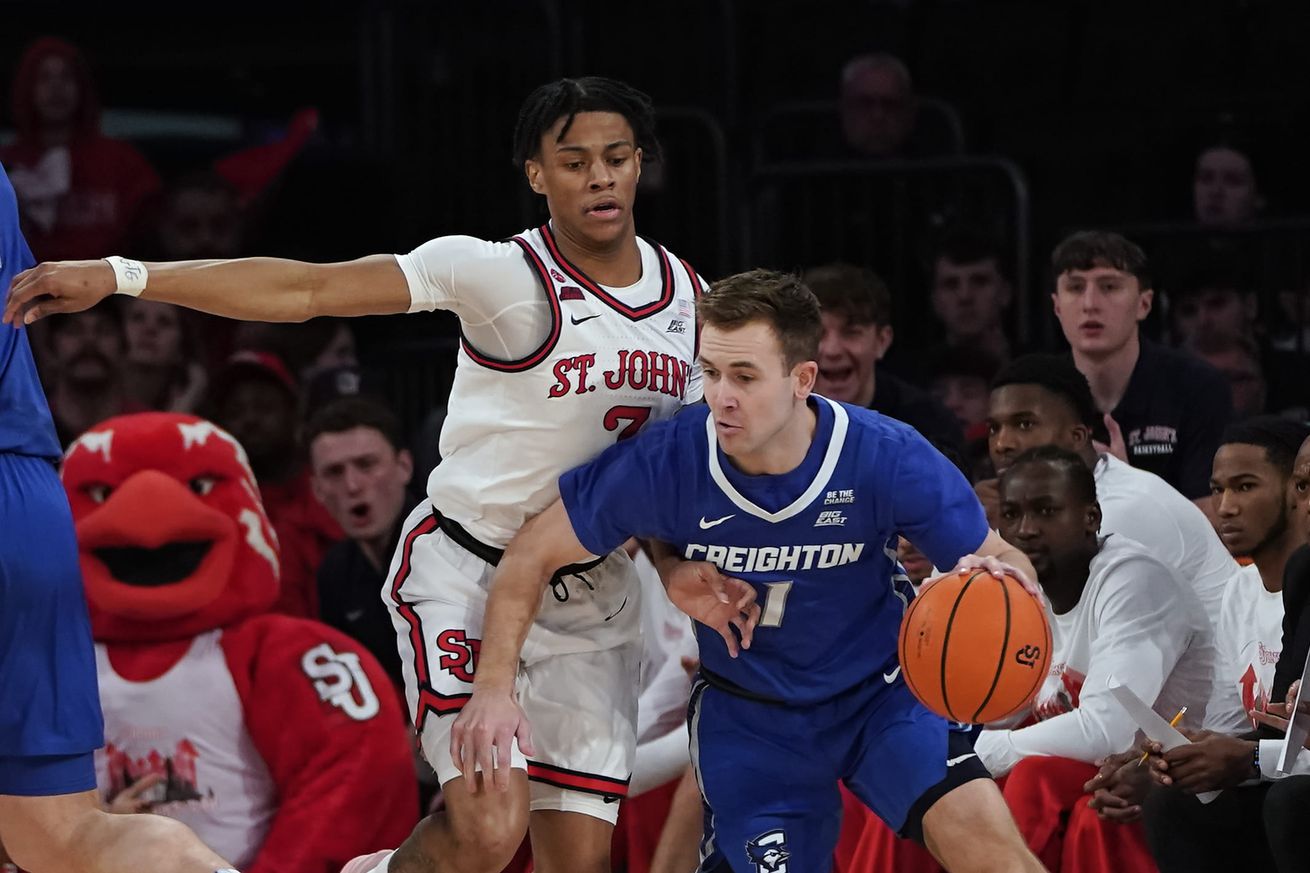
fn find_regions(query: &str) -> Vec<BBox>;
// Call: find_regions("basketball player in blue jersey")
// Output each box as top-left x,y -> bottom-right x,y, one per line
0,169 -> 237,872
457,270 -> 1047,872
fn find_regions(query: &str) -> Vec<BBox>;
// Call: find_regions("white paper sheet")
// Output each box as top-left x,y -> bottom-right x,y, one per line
1108,684 -> 1219,803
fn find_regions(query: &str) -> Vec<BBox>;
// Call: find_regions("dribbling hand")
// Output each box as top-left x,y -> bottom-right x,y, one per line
929,554 -> 1043,600
2,260 -> 117,326
449,689 -> 536,793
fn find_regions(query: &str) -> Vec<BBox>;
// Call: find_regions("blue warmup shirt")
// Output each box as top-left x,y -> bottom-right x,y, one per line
560,395 -> 990,705
0,166 -> 60,460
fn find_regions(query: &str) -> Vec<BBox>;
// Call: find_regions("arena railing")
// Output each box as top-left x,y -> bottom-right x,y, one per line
746,157 -> 1033,345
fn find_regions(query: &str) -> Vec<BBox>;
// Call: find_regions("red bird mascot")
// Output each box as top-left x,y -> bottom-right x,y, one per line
62,412 -> 418,873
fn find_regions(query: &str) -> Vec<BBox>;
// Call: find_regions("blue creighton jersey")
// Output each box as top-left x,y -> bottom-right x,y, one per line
0,165 -> 60,460
560,395 -> 989,704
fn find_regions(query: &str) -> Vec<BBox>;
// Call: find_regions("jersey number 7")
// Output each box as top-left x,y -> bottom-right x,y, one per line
603,405 -> 652,441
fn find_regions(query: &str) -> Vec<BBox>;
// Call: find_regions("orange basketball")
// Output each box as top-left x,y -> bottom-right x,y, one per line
897,569 -> 1051,724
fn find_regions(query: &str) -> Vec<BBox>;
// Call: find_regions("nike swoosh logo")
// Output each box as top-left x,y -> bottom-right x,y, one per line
699,514 -> 734,529
883,666 -> 901,684
946,753 -> 977,768
344,609 -> 365,622
570,313 -> 601,325
604,596 -> 629,622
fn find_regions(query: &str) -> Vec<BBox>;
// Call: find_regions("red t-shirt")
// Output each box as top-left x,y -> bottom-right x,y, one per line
260,470 -> 343,619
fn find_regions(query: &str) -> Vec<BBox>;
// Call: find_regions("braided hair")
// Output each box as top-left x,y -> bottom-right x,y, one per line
1003,444 -> 1098,505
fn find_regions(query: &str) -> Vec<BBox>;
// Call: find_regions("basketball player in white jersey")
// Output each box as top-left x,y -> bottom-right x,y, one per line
3,76 -> 757,873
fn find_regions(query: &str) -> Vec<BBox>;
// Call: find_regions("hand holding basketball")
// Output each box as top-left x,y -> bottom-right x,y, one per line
933,552 -> 1042,600
898,568 -> 1052,724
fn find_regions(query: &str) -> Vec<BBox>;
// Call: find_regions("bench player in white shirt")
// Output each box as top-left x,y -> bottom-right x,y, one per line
982,353 -> 1237,626
978,445 -> 1215,776
975,446 -> 1214,870
2,76 -> 756,873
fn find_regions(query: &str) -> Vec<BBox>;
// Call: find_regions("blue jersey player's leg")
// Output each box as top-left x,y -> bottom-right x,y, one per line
688,679 -> 846,873
841,679 -> 1036,871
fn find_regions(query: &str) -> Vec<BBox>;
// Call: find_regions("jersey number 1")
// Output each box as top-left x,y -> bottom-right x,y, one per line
604,405 -> 651,441
760,581 -> 793,628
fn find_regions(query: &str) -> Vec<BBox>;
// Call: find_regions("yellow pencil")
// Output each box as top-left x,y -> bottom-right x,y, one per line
1137,706 -> 1187,767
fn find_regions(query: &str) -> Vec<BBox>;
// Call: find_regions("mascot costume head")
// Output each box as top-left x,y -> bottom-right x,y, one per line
63,412 -> 280,641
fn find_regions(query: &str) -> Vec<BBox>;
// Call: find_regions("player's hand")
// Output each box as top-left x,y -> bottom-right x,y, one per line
935,553 -> 1042,600
1145,729 -> 1255,793
1250,680 -> 1310,742
663,560 -> 760,657
1257,679 -> 1305,721
2,260 -> 117,326
105,772 -> 165,814
449,688 -> 535,793
1084,751 -> 1149,822
1092,413 -> 1128,463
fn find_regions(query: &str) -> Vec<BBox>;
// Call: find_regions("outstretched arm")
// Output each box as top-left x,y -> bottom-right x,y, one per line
3,254 -> 411,325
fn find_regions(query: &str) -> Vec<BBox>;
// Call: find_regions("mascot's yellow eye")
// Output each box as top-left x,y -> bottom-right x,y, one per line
84,483 -> 112,504
189,476 -> 218,497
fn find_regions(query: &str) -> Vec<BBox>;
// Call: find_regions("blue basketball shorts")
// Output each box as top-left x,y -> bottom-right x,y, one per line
0,453 -> 103,796
689,672 -> 989,873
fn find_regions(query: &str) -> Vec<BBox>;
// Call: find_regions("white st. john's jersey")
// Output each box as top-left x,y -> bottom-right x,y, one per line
396,223 -> 704,547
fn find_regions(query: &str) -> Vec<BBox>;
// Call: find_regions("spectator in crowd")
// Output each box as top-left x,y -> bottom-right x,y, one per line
43,299 -> 143,447
1271,270 -> 1310,357
980,354 -> 1235,624
928,231 -> 1018,364
307,396 -> 413,691
1052,230 -> 1233,505
976,445 -> 1214,870
1191,334 -> 1268,421
839,53 -> 955,159
927,345 -> 999,443
1138,422 -> 1310,873
303,364 -> 382,421
805,262 -> 962,452
147,171 -> 250,368
1167,257 -> 1308,418
0,37 -> 159,262
120,298 -> 207,413
1193,140 -> 1263,228
206,350 -> 341,618
152,170 -> 245,262
1167,256 -> 1256,351
234,317 -> 359,389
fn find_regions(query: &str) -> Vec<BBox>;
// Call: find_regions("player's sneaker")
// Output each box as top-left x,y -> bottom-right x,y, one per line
340,849 -> 393,873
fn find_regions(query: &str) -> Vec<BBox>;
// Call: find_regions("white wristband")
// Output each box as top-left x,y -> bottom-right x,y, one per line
104,256 -> 148,297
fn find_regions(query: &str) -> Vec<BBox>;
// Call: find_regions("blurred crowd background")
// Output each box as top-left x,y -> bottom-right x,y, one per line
6,3 -> 1310,871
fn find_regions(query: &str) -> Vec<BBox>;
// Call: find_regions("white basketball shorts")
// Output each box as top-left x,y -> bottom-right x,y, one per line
384,501 -> 642,823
